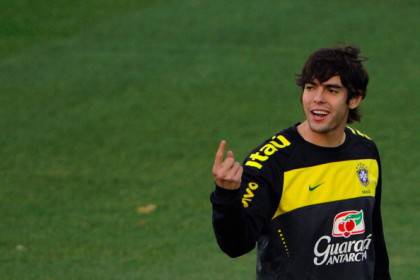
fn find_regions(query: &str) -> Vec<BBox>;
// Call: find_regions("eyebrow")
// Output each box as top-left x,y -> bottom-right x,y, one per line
323,83 -> 344,89
305,82 -> 344,89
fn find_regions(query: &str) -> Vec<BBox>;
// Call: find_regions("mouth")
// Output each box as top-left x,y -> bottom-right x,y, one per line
310,110 -> 330,121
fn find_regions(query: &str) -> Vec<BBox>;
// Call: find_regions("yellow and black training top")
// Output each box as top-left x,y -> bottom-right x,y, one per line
211,125 -> 391,280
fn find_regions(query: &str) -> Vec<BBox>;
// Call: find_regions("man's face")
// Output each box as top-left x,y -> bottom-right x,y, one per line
301,75 -> 361,134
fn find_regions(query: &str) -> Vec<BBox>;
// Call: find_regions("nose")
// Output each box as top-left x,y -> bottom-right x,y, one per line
313,87 -> 326,103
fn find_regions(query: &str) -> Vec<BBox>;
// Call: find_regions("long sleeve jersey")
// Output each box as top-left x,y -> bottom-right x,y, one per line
211,125 -> 391,280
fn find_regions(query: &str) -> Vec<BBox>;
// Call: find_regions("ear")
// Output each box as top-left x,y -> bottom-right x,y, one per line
348,95 -> 363,109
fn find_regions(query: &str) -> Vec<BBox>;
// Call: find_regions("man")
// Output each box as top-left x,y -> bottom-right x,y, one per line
210,46 -> 391,279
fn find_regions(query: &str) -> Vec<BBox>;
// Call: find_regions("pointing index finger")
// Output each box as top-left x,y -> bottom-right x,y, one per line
214,140 -> 226,168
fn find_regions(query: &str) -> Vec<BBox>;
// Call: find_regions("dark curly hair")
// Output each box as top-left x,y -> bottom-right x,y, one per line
296,46 -> 369,123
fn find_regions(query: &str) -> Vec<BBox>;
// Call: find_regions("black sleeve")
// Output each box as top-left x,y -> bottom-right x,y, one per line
373,156 -> 391,280
210,164 -> 280,258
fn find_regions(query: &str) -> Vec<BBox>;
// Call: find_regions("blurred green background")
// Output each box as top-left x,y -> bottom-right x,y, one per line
0,0 -> 419,279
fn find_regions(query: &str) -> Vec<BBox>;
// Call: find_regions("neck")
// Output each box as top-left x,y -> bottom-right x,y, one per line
297,121 -> 346,147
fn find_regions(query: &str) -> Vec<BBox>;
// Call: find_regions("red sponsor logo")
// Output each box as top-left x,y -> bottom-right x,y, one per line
332,210 -> 365,238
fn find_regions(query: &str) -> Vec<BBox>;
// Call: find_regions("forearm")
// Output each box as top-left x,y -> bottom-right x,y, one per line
373,228 -> 391,279
372,203 -> 391,279
211,186 -> 260,257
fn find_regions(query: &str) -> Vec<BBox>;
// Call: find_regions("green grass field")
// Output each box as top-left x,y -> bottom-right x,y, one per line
1,0 -> 419,279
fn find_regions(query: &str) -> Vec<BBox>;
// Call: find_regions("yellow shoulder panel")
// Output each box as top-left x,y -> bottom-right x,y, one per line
272,159 -> 378,219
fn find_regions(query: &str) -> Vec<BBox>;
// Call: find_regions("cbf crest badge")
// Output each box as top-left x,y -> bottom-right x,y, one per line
356,163 -> 369,186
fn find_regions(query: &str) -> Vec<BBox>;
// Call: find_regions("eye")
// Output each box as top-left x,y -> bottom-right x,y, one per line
304,84 -> 314,91
327,88 -> 339,94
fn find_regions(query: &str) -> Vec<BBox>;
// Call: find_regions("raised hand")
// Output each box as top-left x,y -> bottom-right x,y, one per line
212,140 -> 243,190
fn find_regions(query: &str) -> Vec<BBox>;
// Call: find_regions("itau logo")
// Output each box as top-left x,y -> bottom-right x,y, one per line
332,210 -> 365,238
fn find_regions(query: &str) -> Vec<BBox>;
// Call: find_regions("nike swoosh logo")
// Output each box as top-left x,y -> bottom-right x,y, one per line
309,183 -> 324,191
